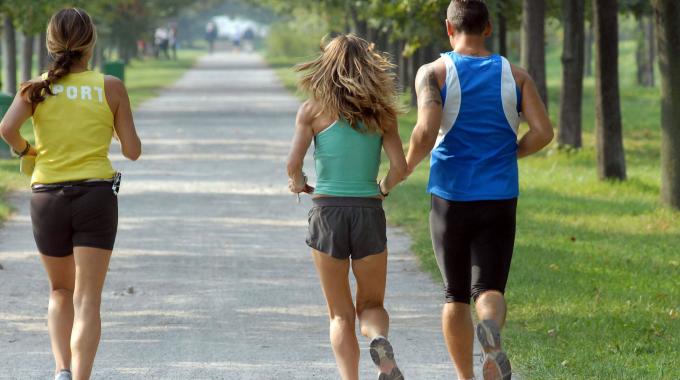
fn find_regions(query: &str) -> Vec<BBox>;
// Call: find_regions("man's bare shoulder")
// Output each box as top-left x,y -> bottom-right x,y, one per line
509,64 -> 531,87
417,58 -> 447,87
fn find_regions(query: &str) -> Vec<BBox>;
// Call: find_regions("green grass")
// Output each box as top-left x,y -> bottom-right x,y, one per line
267,38 -> 679,379
0,48 -> 204,221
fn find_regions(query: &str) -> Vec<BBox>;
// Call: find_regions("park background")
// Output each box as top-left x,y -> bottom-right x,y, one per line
0,0 -> 678,379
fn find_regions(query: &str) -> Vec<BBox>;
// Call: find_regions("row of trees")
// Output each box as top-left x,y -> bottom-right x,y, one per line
252,0 -> 680,210
0,0 -> 225,94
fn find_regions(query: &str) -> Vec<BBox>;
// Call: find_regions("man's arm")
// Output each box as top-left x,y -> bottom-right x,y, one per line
406,60 -> 446,175
513,66 -> 554,158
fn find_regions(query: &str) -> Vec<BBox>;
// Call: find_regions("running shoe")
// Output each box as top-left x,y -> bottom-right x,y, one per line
369,336 -> 404,380
54,369 -> 71,380
476,320 -> 512,380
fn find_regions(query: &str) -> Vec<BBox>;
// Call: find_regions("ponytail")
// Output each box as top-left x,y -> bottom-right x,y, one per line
19,7 -> 95,104
20,50 -> 83,104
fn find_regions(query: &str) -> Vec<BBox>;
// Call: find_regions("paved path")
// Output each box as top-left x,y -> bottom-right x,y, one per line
0,53 -> 487,379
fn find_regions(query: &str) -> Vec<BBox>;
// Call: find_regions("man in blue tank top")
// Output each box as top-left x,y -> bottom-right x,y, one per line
405,1 -> 554,379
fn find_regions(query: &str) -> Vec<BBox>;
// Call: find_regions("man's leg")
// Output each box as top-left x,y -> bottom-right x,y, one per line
475,291 -> 507,328
470,199 -> 517,380
430,195 -> 475,379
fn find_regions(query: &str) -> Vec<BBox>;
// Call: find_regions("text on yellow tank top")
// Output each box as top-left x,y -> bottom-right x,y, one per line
31,71 -> 115,185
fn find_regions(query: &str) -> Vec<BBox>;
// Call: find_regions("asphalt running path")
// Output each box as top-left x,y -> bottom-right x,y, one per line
0,53 -> 491,379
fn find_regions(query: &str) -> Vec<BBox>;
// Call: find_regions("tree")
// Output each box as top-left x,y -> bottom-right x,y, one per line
521,0 -> 548,107
21,34 -> 33,82
621,0 -> 655,87
584,19 -> 594,77
593,0 -> 626,180
2,13 -> 17,94
558,0 -> 585,148
653,0 -> 680,209
38,31 -> 48,72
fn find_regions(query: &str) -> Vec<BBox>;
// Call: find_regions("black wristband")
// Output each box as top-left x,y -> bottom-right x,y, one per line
14,141 -> 30,158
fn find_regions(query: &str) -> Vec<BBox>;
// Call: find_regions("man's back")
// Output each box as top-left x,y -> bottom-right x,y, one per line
428,51 -> 521,202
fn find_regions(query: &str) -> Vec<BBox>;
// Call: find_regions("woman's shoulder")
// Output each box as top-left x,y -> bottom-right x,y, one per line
297,99 -> 335,129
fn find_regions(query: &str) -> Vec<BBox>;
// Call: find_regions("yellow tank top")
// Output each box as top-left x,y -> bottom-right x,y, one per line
31,71 -> 115,184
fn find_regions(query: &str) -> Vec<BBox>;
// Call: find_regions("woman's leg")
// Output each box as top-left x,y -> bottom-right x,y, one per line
70,247 -> 112,380
351,251 -> 389,339
40,254 -> 76,374
312,250 -> 359,380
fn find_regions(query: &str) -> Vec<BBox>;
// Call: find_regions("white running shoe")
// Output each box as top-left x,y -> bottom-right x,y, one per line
476,320 -> 512,380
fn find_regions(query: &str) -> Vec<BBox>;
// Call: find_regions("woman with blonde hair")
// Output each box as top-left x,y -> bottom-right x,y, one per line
0,8 -> 141,380
287,34 -> 407,380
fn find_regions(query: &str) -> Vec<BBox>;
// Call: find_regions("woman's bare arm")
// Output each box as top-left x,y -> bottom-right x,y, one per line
105,75 -> 141,161
380,116 -> 407,194
286,101 -> 315,193
0,92 -> 38,156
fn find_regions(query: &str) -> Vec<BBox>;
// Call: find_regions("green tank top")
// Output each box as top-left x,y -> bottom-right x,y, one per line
314,119 -> 382,197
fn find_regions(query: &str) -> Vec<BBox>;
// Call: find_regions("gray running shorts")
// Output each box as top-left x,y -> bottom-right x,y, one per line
306,197 -> 387,260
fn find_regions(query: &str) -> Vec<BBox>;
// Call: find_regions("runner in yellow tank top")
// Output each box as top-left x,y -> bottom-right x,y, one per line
0,8 -> 141,380
32,70 -> 116,184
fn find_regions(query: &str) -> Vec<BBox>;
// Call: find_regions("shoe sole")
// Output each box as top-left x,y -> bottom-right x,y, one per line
370,337 -> 404,380
477,320 -> 511,380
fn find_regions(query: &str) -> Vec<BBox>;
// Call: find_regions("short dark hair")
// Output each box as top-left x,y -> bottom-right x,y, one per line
447,0 -> 490,35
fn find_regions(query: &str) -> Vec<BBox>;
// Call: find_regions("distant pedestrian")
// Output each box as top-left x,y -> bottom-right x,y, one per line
169,24 -> 178,60
154,27 -> 170,59
405,1 -> 554,379
287,34 -> 407,380
243,27 -> 255,52
206,22 -> 218,54
0,8 -> 141,380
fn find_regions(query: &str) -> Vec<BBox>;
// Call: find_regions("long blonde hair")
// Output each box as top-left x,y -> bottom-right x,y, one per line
20,8 -> 97,104
296,34 -> 399,134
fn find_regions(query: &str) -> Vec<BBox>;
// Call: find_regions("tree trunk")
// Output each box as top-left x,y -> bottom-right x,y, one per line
521,0 -> 548,107
558,0 -> 585,148
408,51 -> 417,107
38,31 -> 48,72
350,5 -> 368,39
21,34 -> 33,83
646,16 -> 656,87
636,19 -> 645,85
2,14 -> 17,94
636,17 -> 656,87
593,0 -> 626,180
584,20 -> 594,77
498,10 -> 508,57
398,40 -> 407,90
653,0 -> 680,209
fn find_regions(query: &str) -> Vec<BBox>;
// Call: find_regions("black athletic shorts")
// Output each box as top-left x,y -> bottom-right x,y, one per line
430,195 -> 517,304
31,182 -> 118,257
306,197 -> 387,260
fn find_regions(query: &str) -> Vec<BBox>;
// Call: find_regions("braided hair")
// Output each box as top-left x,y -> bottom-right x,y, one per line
20,8 -> 96,104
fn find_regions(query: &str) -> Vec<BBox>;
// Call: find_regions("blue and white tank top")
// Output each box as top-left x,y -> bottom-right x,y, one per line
427,51 -> 522,201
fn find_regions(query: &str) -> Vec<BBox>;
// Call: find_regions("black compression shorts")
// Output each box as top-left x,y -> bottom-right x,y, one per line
429,195 -> 517,304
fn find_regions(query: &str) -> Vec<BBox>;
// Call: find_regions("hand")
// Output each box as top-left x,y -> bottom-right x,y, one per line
26,146 -> 38,157
288,177 -> 307,193
379,179 -> 389,197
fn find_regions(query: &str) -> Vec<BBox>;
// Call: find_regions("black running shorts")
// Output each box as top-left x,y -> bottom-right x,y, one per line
306,197 -> 387,260
31,182 -> 118,257
430,195 -> 517,304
